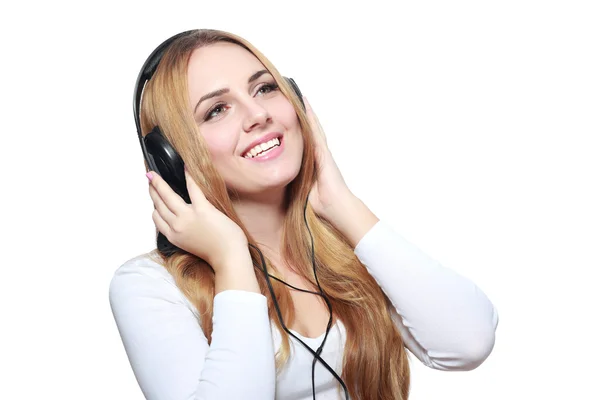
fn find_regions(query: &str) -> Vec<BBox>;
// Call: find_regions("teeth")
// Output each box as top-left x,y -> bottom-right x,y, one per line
244,138 -> 280,158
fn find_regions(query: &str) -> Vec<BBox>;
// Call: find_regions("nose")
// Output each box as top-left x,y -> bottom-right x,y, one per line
242,98 -> 271,132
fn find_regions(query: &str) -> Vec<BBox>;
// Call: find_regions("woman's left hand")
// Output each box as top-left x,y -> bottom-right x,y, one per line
305,97 -> 354,219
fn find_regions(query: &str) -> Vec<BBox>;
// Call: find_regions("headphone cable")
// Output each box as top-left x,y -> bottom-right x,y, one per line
248,195 -> 349,400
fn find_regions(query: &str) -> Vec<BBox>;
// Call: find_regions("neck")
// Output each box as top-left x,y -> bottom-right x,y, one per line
233,188 -> 288,261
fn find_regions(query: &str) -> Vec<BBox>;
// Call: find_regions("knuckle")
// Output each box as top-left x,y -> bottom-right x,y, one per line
151,210 -> 161,229
171,220 -> 185,234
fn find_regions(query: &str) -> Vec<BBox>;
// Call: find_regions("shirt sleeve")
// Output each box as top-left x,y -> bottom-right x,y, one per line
108,258 -> 276,400
353,220 -> 499,371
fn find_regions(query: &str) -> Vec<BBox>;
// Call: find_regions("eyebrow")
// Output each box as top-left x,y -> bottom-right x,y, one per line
193,69 -> 269,114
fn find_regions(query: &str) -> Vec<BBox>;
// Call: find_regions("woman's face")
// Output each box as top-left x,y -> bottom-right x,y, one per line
187,42 -> 304,198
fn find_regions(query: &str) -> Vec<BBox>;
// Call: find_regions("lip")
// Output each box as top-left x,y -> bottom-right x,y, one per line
241,132 -> 283,157
243,136 -> 284,162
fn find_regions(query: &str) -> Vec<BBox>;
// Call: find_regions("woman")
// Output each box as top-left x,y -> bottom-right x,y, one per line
109,29 -> 499,400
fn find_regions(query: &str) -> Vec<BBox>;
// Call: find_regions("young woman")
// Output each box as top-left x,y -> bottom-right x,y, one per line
109,29 -> 499,400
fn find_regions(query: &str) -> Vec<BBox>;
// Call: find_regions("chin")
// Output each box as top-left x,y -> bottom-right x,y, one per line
241,177 -> 295,196
232,168 -> 301,199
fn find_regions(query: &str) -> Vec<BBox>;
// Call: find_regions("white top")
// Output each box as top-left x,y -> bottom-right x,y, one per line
109,220 -> 499,400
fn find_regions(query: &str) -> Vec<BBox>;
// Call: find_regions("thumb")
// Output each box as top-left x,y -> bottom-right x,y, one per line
184,166 -> 208,207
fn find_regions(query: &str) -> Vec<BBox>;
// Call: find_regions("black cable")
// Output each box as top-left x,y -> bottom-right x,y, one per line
302,196 -> 336,400
248,195 -> 349,400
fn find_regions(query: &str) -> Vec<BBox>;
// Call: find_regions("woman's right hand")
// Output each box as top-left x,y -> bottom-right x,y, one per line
147,168 -> 249,270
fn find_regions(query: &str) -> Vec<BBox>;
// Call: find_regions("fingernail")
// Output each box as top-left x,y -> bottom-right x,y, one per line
146,172 -> 153,182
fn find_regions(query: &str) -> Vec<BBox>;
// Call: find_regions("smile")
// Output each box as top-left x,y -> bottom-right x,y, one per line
242,136 -> 285,162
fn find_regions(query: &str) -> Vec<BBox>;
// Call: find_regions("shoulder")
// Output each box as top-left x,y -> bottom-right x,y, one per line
111,250 -> 174,282
108,250 -> 199,319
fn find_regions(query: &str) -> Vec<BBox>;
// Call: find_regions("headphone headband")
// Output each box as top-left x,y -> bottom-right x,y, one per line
133,30 -> 196,160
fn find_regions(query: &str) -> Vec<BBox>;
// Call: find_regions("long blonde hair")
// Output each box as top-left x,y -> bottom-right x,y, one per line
139,29 -> 410,399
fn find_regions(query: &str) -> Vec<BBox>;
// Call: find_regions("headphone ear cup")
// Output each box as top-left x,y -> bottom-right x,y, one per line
144,126 -> 191,204
157,230 -> 179,256
143,126 -> 189,257
285,77 -> 305,110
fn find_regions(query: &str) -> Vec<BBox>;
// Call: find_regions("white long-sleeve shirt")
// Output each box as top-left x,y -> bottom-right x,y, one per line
109,220 -> 499,400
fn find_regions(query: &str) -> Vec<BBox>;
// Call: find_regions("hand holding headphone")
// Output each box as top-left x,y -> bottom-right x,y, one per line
146,167 -> 252,269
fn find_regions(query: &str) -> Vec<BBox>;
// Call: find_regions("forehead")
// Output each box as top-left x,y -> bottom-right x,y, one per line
187,42 -> 265,97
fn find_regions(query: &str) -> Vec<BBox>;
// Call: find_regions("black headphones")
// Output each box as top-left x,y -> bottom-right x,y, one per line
132,30 -> 349,400
133,30 -> 305,256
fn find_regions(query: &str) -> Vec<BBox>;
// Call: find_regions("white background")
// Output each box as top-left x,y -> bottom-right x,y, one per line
1,0 -> 599,398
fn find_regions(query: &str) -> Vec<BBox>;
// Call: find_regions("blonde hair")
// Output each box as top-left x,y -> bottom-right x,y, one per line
140,29 -> 410,399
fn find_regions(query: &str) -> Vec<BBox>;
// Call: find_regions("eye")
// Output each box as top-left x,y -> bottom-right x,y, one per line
256,82 -> 279,96
204,103 -> 228,121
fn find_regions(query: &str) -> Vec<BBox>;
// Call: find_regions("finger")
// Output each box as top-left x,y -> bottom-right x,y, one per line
152,208 -> 172,238
304,96 -> 318,121
184,167 -> 209,207
147,171 -> 187,216
303,96 -> 328,145
149,183 -> 176,226
303,95 -> 314,116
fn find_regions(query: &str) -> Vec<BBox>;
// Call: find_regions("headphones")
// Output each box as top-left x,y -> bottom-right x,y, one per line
132,30 -> 349,399
133,30 -> 305,256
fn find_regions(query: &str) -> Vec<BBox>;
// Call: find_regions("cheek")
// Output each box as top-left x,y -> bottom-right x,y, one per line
274,98 -> 301,131
201,125 -> 239,161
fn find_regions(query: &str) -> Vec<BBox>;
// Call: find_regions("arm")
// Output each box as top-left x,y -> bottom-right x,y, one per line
325,195 -> 499,371
108,255 -> 276,400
